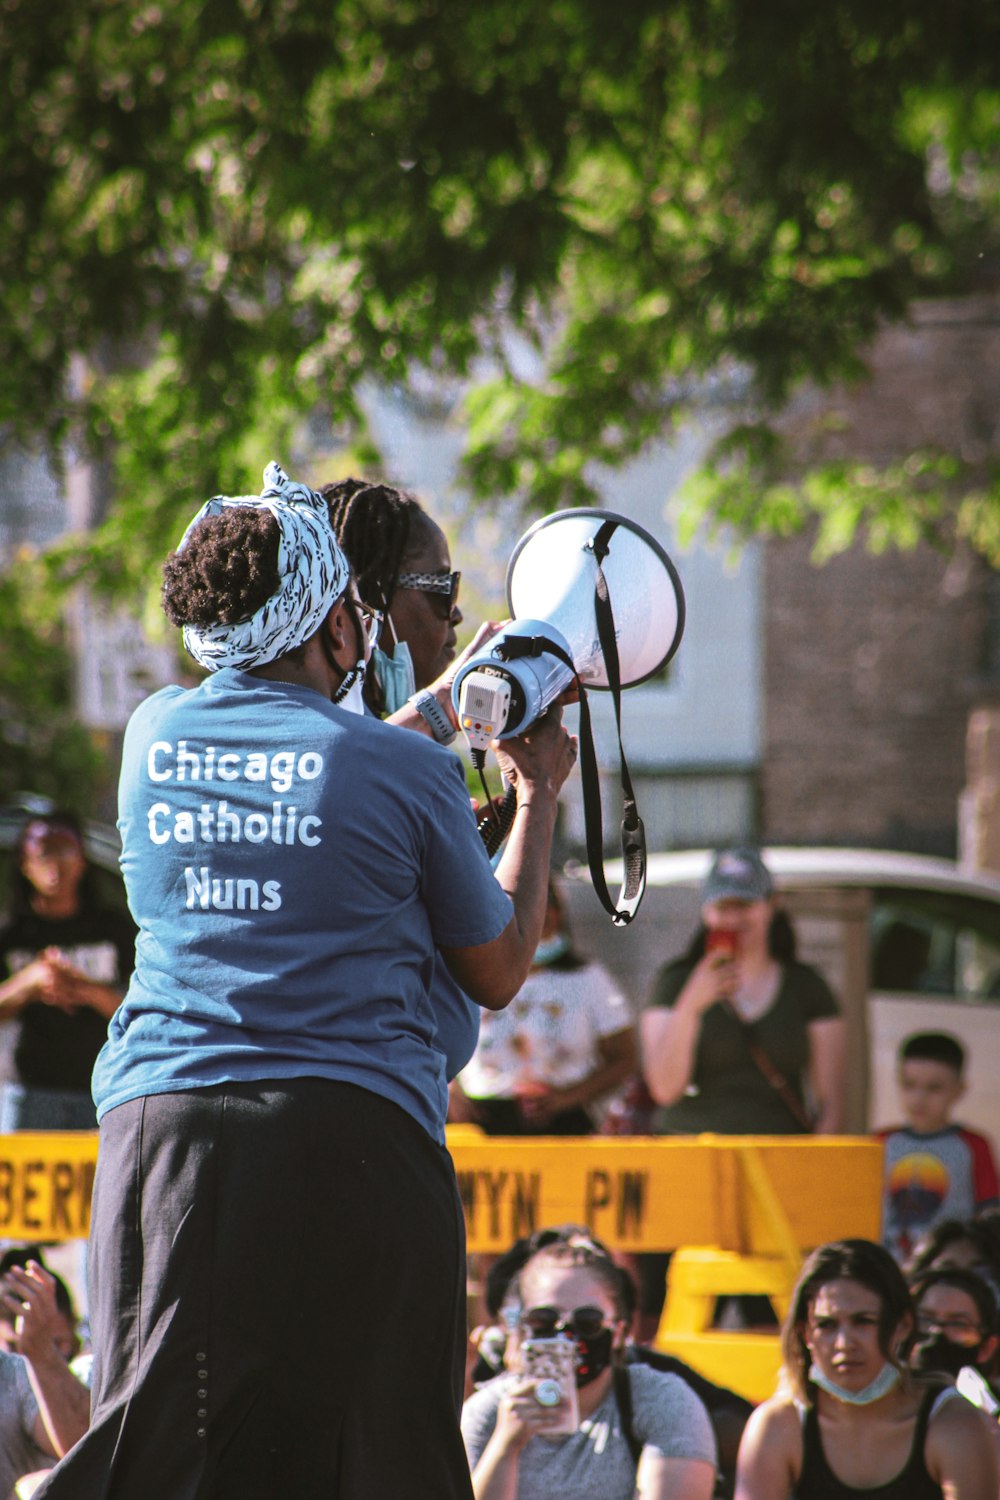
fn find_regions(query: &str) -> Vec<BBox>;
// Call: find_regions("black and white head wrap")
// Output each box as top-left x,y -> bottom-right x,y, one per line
178,461 -> 351,673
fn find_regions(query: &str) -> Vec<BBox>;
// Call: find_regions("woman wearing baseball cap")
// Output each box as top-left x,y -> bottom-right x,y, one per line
642,846 -> 845,1138
637,847 -> 846,1338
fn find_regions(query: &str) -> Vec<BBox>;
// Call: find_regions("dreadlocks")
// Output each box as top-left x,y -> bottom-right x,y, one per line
321,479 -> 420,615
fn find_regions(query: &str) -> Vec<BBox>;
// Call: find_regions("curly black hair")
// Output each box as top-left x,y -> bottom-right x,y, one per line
161,509 -> 281,627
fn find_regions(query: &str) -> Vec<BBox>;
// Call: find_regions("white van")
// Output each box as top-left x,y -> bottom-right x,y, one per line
565,848 -> 1000,1146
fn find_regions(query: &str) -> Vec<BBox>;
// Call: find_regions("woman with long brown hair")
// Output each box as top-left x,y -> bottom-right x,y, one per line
735,1239 -> 996,1499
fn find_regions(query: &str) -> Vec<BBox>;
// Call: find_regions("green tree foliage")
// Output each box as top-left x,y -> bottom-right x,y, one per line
2,0 -> 999,588
0,558 -> 106,807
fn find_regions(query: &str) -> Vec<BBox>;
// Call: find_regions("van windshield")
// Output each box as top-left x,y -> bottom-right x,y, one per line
871,887 -> 1000,1003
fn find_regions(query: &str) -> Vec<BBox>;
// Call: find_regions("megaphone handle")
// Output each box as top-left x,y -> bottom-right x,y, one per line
477,782 -> 518,857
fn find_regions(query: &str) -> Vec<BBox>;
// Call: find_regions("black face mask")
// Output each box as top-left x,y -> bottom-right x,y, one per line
573,1327 -> 615,1388
911,1332 -> 982,1379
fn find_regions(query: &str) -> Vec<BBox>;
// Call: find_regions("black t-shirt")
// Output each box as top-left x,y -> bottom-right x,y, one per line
648,958 -> 838,1135
0,906 -> 136,1091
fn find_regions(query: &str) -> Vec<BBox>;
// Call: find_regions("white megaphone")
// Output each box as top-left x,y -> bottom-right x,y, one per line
452,508 -> 685,745
451,508 -> 685,924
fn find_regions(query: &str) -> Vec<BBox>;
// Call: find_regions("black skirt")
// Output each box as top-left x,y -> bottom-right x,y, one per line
35,1078 -> 473,1500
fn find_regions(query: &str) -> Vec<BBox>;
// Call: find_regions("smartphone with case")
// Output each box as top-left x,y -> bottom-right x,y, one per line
705,927 -> 741,960
519,1335 -> 579,1433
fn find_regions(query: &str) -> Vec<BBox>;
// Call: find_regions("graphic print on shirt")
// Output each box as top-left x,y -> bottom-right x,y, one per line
142,737 -> 328,913
880,1124 -> 1000,1262
884,1152 -> 951,1257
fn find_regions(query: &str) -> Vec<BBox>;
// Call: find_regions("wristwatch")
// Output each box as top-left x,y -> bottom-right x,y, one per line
408,689 -> 458,746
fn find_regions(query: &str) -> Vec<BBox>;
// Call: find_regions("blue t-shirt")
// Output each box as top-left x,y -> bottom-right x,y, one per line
95,668 -> 514,1141
430,957 -> 481,1082
358,701 -> 480,1082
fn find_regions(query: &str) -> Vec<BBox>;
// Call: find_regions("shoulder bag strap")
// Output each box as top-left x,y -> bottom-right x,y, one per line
613,1364 -> 643,1469
726,1003 -> 814,1131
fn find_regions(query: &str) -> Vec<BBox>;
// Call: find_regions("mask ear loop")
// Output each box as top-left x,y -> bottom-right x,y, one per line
324,595 -> 368,703
382,609 -> 400,651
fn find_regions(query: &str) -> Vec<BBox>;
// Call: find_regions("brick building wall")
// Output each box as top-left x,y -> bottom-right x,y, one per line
760,296 -> 1000,855
761,534 -> 990,854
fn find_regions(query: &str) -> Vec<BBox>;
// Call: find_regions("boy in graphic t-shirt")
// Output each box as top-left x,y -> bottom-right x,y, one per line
879,1030 -> 1000,1264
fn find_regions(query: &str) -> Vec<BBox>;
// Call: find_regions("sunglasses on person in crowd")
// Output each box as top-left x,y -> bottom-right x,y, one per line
916,1312 -> 985,1344
521,1304 -> 611,1339
396,569 -> 461,618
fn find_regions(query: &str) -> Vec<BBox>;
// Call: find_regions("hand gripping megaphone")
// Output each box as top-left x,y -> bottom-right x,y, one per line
451,509 -> 685,924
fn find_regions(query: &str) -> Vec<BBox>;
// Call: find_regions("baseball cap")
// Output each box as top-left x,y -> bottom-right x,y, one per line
702,847 -> 773,905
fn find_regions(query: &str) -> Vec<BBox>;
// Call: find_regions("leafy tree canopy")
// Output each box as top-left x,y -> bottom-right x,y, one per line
0,558 -> 106,807
2,0 -> 1000,592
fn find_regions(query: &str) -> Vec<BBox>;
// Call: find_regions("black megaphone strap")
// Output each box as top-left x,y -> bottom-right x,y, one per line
580,521 -> 646,925
497,523 -> 646,925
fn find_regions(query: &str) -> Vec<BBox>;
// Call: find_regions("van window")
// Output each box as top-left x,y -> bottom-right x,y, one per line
871,888 -> 1000,1003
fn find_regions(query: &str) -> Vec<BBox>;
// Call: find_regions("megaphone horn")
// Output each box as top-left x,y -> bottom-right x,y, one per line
452,508 -> 686,925
505,508 -> 685,690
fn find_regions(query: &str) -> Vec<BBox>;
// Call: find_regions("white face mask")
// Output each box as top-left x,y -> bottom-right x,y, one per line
533,933 -> 571,967
331,654 -> 368,715
808,1360 -> 900,1406
333,673 -> 366,715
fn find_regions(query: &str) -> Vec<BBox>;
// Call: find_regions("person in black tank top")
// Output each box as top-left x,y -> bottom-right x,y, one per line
798,1385 -> 949,1499
734,1240 -> 996,1500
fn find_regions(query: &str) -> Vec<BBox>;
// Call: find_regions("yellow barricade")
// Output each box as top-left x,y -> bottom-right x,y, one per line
447,1131 -> 882,1253
0,1131 -> 882,1403
448,1131 -> 883,1402
0,1130 -> 881,1251
0,1133 -> 98,1241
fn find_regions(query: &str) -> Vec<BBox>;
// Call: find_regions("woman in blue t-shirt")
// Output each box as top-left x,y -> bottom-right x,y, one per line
35,463 -> 576,1500
322,474 -> 503,1085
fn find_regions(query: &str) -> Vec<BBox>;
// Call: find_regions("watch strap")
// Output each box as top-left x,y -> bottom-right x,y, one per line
409,689 -> 458,745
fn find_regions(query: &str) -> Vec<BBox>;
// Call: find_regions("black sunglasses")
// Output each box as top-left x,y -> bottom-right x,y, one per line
396,568 -> 461,614
522,1304 -> 609,1339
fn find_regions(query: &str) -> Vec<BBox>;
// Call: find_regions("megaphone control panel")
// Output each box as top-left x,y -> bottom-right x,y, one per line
456,668 -> 515,752
451,618 -> 576,748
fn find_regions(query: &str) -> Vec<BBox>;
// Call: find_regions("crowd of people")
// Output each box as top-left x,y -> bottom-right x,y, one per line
0,1215 -> 998,1497
0,460 -> 996,1495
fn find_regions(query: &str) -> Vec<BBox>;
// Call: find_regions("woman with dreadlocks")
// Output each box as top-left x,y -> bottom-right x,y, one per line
323,476 -> 511,1093
34,463 -> 577,1500
322,476 -> 484,735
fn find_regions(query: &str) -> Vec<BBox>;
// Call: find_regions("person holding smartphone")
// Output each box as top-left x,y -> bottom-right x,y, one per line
462,1240 -> 717,1500
641,847 -> 845,1138
637,848 -> 846,1340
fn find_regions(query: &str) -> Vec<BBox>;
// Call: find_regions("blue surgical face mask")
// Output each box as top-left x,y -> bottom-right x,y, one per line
808,1359 -> 901,1406
371,628 -> 415,715
533,933 -> 571,967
